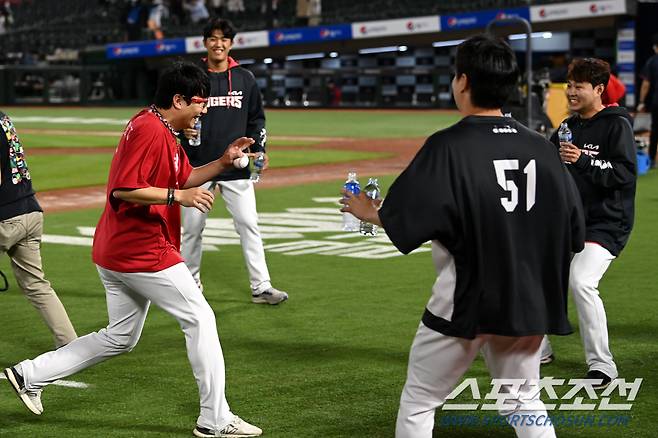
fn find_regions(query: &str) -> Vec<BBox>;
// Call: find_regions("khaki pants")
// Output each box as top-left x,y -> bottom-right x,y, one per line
0,211 -> 77,348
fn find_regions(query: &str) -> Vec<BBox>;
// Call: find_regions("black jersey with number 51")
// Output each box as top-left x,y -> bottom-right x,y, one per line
379,115 -> 585,339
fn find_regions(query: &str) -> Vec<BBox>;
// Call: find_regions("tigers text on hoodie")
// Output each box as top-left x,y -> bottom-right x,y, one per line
182,57 -> 266,181
550,106 -> 636,256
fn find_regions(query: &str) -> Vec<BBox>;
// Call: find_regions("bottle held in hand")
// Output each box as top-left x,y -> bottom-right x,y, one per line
558,122 -> 572,143
189,119 -> 202,146
558,122 -> 573,164
360,178 -> 381,236
250,152 -> 265,182
342,171 -> 361,232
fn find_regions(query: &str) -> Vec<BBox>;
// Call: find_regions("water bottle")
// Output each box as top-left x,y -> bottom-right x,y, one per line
189,119 -> 202,146
250,152 -> 265,182
558,122 -> 572,143
342,171 -> 360,231
558,122 -> 573,164
360,178 -> 381,236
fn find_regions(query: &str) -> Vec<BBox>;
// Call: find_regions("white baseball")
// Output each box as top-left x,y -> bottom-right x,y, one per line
233,155 -> 249,169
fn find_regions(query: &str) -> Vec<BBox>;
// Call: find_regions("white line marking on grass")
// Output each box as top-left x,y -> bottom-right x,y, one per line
1,374 -> 90,389
42,235 -> 93,246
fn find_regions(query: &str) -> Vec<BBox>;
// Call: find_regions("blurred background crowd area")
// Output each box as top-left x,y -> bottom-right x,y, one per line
0,0 -> 571,64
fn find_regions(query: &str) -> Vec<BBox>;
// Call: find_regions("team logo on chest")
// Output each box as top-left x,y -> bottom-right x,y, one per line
581,143 -> 600,158
208,91 -> 243,109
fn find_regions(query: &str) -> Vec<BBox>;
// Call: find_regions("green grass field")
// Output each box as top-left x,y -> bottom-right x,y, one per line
10,107 -> 455,190
7,107 -> 461,139
0,108 -> 656,437
26,149 -> 393,192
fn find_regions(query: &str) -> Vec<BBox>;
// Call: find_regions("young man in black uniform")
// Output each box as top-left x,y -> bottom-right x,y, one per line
181,18 -> 288,304
541,58 -> 636,388
342,35 -> 585,438
0,110 -> 77,349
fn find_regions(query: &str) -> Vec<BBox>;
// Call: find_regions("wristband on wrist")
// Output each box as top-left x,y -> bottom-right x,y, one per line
166,188 -> 175,206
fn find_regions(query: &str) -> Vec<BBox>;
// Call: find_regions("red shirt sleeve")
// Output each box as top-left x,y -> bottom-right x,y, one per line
108,116 -> 163,209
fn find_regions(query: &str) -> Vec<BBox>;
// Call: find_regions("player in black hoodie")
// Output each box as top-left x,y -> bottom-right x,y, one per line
541,58 -> 636,388
181,18 -> 288,306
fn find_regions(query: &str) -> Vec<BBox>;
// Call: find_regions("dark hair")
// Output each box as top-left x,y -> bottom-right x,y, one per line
203,18 -> 237,41
567,58 -> 610,89
153,60 -> 210,109
652,33 -> 658,47
454,34 -> 519,109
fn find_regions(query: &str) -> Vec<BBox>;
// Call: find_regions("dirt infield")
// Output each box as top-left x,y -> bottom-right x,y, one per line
36,136 -> 426,212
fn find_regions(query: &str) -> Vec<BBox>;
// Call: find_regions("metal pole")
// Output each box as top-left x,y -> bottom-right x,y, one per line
486,17 -> 533,129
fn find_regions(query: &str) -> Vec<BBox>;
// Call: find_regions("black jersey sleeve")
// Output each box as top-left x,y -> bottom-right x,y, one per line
572,117 -> 636,189
378,137 -> 459,255
245,75 -> 266,153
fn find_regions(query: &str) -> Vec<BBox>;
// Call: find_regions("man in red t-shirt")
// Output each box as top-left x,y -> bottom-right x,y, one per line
4,61 -> 263,438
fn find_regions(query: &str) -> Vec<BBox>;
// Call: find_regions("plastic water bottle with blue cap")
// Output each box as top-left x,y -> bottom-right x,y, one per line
342,171 -> 360,231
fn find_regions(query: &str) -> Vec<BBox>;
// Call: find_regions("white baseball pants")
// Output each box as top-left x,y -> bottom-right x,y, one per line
540,243 -> 617,378
18,262 -> 234,431
570,243 -> 617,377
182,179 -> 272,294
396,323 -> 555,438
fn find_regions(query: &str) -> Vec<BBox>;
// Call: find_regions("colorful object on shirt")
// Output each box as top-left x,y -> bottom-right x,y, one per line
0,114 -> 30,185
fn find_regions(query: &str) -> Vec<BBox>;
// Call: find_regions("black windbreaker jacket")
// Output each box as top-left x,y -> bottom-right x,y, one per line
182,57 -> 266,181
550,106 -> 636,256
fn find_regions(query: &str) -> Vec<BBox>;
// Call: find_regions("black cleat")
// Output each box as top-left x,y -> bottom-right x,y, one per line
585,370 -> 612,390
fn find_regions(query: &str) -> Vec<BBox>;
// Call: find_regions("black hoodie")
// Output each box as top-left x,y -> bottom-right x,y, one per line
550,106 -> 636,256
182,57 -> 266,181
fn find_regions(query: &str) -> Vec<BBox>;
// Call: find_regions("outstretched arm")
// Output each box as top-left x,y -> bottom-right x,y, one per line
183,137 -> 254,188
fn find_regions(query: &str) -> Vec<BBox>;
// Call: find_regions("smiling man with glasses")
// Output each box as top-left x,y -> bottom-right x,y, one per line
4,61 -> 263,438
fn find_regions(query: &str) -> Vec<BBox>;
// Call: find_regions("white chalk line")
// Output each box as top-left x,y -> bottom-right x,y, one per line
0,374 -> 90,389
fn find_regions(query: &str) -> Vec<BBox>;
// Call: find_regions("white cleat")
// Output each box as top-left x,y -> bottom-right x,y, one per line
193,415 -> 263,437
252,287 -> 288,305
3,366 -> 43,415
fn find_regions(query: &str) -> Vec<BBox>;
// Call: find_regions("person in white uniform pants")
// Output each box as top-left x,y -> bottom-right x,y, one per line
341,34 -> 586,438
3,61 -> 262,438
181,18 -> 288,305
542,58 -> 636,389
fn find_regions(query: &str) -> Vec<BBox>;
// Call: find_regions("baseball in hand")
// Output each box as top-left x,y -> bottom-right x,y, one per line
233,155 -> 249,169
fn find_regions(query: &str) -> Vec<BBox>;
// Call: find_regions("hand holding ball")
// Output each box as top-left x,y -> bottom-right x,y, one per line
233,155 -> 249,169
